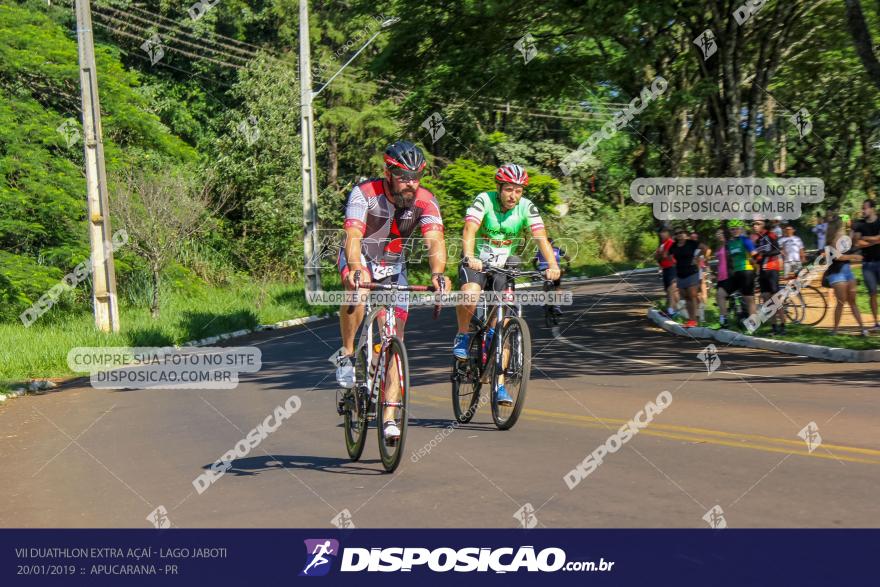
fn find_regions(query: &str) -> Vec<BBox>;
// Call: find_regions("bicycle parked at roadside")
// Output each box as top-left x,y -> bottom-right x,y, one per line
710,270 -> 828,327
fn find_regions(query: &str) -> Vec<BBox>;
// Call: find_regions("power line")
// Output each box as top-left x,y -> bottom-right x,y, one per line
93,20 -> 244,69
470,99 -> 613,120
122,47 -> 235,98
92,10 -> 251,66
93,5 -> 255,62
112,1 -> 275,55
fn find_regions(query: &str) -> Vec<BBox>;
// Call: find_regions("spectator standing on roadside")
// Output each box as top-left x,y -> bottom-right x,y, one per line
690,231 -> 709,322
655,228 -> 679,317
665,228 -> 708,328
853,199 -> 880,330
726,220 -> 758,325
714,228 -> 731,328
824,218 -> 869,336
753,219 -> 786,335
770,216 -> 784,238
812,211 -> 828,251
779,225 -> 806,277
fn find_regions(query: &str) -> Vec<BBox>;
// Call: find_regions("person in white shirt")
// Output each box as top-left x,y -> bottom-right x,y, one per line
779,225 -> 806,277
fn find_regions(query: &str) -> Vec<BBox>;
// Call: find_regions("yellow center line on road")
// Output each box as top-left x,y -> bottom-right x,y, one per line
410,394 -> 880,465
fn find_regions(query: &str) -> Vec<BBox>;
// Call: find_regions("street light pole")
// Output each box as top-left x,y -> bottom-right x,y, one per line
74,0 -> 120,332
298,4 -> 398,294
299,0 -> 321,294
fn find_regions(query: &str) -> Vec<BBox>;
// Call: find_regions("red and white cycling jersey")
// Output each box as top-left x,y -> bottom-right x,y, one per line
339,178 -> 443,277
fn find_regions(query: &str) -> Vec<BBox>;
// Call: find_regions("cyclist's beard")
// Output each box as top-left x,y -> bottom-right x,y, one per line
392,186 -> 417,208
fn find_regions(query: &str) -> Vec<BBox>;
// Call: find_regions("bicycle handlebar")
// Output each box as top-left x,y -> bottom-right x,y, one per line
353,270 -> 446,319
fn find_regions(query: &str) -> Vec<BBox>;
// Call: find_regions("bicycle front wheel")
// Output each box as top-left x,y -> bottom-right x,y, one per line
799,285 -> 828,326
782,295 -> 804,324
492,316 -> 531,430
451,333 -> 483,423
343,346 -> 370,461
377,336 -> 409,472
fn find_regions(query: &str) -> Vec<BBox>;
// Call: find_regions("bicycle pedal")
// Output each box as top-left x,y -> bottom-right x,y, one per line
336,394 -> 348,416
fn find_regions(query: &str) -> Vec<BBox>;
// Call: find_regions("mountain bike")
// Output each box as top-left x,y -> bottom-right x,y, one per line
779,276 -> 828,326
338,271 -> 443,473
723,277 -> 828,328
450,264 -> 549,430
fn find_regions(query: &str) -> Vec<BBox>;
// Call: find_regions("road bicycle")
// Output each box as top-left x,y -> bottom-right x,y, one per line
338,271 -> 443,473
450,264 -> 549,430
723,278 -> 828,327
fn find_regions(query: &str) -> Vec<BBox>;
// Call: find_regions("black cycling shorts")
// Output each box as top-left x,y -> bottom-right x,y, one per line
730,270 -> 756,296
457,256 -> 522,291
758,270 -> 780,295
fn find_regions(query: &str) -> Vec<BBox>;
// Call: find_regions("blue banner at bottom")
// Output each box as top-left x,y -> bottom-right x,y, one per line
1,529 -> 875,586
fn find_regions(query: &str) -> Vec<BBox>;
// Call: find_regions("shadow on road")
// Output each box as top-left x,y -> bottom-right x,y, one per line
198,454 -> 385,477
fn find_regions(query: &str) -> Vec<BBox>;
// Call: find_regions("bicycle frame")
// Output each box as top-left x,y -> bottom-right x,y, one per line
469,266 -> 542,379
353,275 -> 442,411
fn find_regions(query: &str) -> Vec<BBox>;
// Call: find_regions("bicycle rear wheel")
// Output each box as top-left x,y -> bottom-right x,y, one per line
343,346 -> 370,461
783,296 -> 805,324
451,333 -> 483,423
798,286 -> 828,326
491,316 -> 531,431
377,336 -> 409,472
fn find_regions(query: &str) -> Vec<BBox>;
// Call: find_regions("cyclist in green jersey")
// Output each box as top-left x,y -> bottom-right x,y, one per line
726,220 -> 758,321
452,164 -> 561,405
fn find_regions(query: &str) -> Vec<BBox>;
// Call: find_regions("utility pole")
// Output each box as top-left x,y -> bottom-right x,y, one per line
298,3 -> 398,294
74,0 -> 120,332
299,0 -> 321,294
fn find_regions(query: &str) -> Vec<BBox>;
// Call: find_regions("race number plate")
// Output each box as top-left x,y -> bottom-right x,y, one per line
479,244 -> 510,268
370,262 -> 402,280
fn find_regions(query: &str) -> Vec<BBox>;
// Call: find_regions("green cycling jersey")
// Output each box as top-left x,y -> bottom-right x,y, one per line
464,191 -> 545,263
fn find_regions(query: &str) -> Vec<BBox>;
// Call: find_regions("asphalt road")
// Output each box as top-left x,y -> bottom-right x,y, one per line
2,271 -> 878,529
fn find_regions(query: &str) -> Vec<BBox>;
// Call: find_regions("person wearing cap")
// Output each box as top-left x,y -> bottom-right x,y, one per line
779,224 -> 806,278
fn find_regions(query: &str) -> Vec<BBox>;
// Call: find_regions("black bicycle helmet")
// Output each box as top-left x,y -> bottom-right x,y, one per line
383,140 -> 427,172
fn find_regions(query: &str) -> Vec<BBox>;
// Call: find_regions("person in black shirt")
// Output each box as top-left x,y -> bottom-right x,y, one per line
854,199 -> 880,329
664,228 -> 708,327
752,220 -> 786,335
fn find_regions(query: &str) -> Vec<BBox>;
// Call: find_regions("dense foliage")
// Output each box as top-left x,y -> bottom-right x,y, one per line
2,0 -> 880,324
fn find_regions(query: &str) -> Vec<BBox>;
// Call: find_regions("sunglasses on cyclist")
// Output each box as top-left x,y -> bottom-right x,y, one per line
388,167 -> 424,181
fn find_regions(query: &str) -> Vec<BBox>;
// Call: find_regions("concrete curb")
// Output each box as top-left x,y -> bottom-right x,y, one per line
647,308 -> 880,363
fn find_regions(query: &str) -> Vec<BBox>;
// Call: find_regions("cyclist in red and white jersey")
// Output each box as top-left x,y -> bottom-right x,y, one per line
335,140 -> 447,440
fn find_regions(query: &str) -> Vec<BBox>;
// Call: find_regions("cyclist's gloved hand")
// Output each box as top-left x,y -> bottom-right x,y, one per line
464,256 -> 483,272
347,268 -> 370,289
431,272 -> 447,292
545,267 -> 561,281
